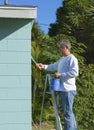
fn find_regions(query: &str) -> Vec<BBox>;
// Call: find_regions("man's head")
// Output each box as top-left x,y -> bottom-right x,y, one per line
58,39 -> 71,56
58,39 -> 71,50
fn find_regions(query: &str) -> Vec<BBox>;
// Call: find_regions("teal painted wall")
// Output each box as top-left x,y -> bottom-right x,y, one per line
0,19 -> 32,130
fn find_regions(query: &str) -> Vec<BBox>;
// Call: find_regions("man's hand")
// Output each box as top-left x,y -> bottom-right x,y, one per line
36,63 -> 45,69
54,72 -> 61,78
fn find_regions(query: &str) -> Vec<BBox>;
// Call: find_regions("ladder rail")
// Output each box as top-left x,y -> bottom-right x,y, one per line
48,74 -> 62,130
38,74 -> 48,130
38,74 -> 62,130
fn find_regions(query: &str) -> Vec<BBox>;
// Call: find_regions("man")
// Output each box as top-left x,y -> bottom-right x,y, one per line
36,39 -> 79,130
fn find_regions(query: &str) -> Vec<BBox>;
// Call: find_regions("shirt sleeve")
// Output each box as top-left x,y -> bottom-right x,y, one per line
44,61 -> 59,71
44,65 -> 48,69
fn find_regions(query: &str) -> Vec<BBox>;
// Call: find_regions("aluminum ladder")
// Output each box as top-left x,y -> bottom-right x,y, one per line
38,74 -> 62,130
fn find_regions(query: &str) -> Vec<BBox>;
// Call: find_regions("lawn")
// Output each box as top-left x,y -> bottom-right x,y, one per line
32,122 -> 55,130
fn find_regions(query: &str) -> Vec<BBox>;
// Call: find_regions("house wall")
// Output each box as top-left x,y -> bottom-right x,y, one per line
0,18 -> 32,130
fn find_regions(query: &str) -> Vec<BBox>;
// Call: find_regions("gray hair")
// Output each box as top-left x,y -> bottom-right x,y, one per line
58,39 -> 71,50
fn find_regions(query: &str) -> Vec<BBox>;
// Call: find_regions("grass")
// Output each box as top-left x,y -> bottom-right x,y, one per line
32,122 -> 55,130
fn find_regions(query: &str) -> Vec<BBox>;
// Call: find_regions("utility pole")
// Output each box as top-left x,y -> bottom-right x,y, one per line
4,0 -> 9,5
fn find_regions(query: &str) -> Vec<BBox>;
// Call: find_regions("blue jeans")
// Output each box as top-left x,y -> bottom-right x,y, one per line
60,91 -> 77,130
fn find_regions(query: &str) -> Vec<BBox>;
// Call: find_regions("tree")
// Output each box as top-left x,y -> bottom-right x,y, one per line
32,23 -> 94,130
48,0 -> 94,63
32,22 -> 45,122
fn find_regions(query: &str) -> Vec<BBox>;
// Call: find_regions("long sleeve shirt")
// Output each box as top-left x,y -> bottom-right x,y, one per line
45,54 -> 79,91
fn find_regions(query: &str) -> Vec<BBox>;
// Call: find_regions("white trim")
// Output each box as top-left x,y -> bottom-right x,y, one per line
0,6 -> 37,19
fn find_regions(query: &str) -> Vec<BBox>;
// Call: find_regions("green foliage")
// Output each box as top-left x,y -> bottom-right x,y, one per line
75,64 -> 94,130
32,22 -> 94,130
48,0 -> 94,63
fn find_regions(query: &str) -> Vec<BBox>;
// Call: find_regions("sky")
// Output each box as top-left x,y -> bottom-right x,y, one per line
0,0 -> 63,34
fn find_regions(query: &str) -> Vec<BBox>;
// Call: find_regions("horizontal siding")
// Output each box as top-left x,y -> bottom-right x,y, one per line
0,124 -> 31,130
0,112 -> 31,123
0,100 -> 31,112
0,88 -> 31,99
0,19 -> 32,130
0,52 -> 30,64
0,64 -> 31,75
0,39 -> 31,51
0,76 -> 31,88
0,19 -> 31,40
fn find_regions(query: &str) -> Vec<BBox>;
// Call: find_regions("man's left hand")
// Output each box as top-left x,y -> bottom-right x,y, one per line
54,72 -> 61,78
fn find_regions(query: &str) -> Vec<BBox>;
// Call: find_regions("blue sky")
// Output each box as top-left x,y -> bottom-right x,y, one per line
0,0 -> 62,34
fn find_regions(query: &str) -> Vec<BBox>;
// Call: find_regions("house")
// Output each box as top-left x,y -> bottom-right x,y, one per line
0,5 -> 37,130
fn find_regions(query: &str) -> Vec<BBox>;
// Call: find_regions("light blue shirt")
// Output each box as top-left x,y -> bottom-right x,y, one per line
45,54 -> 79,91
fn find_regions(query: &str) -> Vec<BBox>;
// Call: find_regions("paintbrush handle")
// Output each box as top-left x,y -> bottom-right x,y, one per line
31,56 -> 37,64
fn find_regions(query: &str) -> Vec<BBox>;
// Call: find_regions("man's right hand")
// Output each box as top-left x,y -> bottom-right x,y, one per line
36,63 -> 45,69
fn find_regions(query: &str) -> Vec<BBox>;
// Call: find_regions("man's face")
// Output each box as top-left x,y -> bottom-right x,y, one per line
59,46 -> 67,56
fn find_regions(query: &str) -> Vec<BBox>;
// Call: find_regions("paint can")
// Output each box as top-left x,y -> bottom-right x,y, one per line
50,78 -> 62,91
